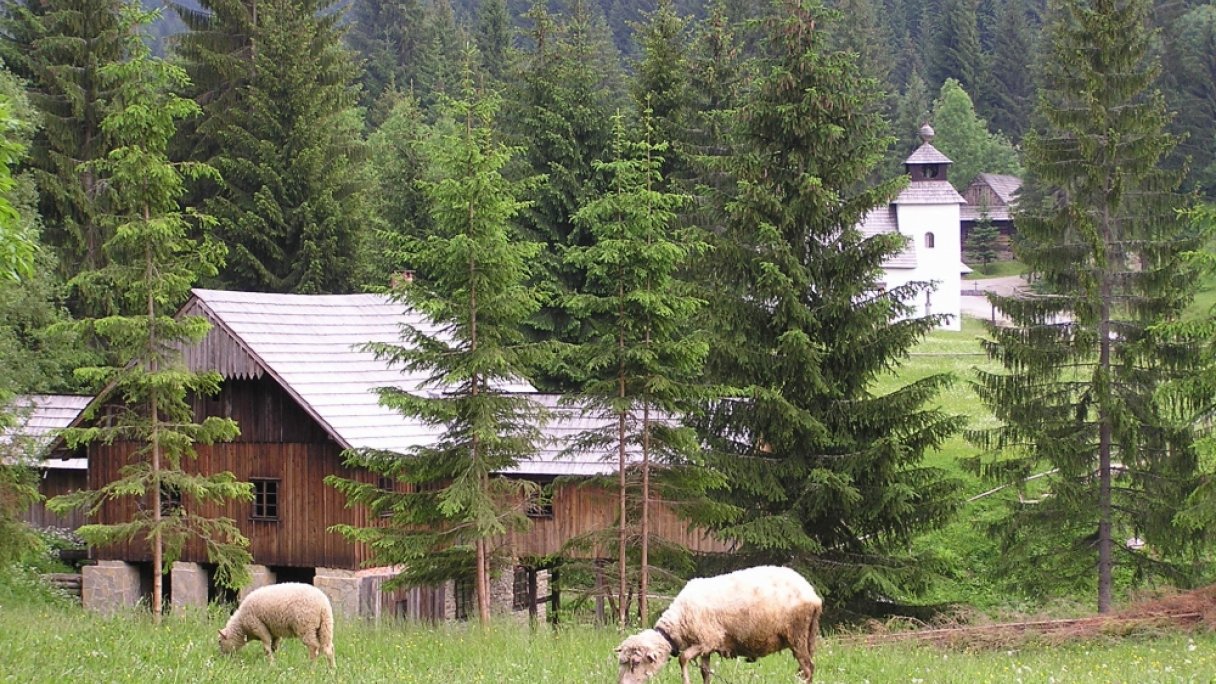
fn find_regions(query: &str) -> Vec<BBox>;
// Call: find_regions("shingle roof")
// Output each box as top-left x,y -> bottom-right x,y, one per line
895,181 -> 966,205
905,142 -> 953,166
1,394 -> 90,469
979,173 -> 1022,205
960,173 -> 1022,221
187,289 -> 629,477
857,206 -> 918,269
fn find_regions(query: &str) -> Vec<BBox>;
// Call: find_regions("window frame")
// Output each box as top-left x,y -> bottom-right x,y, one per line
250,478 -> 281,521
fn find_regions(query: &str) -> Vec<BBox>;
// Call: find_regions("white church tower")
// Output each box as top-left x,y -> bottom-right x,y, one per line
861,124 -> 967,331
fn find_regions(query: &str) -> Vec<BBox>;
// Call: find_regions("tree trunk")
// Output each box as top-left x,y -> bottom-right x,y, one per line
476,536 -> 491,625
617,326 -> 628,628
1097,277 -> 1113,614
640,401 -> 651,624
147,233 -> 163,625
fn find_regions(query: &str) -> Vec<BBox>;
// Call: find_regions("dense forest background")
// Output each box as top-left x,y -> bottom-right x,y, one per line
134,0 -> 1216,200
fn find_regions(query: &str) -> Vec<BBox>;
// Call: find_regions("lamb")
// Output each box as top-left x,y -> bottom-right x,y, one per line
615,566 -> 822,684
217,582 -> 336,668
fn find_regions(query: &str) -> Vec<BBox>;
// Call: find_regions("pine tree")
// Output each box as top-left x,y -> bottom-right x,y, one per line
0,94 -> 33,282
564,111 -> 730,626
182,0 -> 372,293
1161,4 -> 1216,199
927,0 -> 983,95
476,0 -> 513,83
48,7 -> 252,621
504,0 -> 618,390
630,0 -> 692,184
884,70 -> 932,179
345,0 -> 427,114
328,56 -> 547,627
983,0 -> 1036,142
969,0 -> 1206,613
0,0 -> 125,308
965,201 -> 1000,271
414,0 -> 465,111
699,0 -> 964,604
364,92 -> 433,282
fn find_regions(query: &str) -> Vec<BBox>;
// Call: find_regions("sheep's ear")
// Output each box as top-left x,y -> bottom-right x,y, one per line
217,629 -> 225,638
647,652 -> 660,663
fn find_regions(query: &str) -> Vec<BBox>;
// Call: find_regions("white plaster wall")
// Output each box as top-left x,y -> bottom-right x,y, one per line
891,202 -> 963,331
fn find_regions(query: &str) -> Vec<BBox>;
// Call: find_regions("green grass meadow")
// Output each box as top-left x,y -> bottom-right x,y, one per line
7,301 -> 1216,683
3,590 -> 1216,683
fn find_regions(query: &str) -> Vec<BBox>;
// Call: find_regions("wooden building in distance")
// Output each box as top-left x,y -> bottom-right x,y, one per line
2,394 -> 90,530
74,289 -> 726,620
960,173 -> 1022,253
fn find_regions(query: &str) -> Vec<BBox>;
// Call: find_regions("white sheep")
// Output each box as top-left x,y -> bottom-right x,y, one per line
616,566 -> 822,684
217,582 -> 336,668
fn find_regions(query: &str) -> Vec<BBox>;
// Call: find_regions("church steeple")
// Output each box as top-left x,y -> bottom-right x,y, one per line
905,124 -> 954,183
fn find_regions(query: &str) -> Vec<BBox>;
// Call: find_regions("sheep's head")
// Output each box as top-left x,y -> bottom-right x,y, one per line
616,630 -> 672,684
217,627 -> 247,655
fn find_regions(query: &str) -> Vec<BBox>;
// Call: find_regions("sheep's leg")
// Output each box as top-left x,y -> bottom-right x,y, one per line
677,652 -> 694,684
302,626 -> 322,662
698,653 -> 713,684
249,625 -> 276,664
271,637 -> 281,653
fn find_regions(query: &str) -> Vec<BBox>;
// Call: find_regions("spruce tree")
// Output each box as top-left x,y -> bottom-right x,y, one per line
969,0 -> 1206,613
630,0 -> 692,184
699,0 -> 964,605
48,7 -> 252,621
0,0 -> 125,307
564,112 -> 730,626
927,0 -> 983,95
505,0 -> 618,390
328,56 -> 547,626
345,0 -> 427,114
965,202 -> 1000,271
476,0 -> 512,83
984,0 -> 1036,142
181,0 -> 372,293
364,92 -> 433,282
0,95 -> 32,282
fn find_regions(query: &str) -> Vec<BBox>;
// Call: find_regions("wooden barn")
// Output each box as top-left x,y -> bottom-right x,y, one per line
72,289 -> 726,620
2,394 -> 90,530
960,173 -> 1022,254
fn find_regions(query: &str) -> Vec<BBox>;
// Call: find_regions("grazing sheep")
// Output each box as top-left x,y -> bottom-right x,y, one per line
616,566 -> 822,684
217,582 -> 335,668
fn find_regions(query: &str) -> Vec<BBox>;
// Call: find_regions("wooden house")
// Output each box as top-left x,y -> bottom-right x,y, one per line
960,173 -> 1022,253
1,394 -> 90,530
73,289 -> 726,620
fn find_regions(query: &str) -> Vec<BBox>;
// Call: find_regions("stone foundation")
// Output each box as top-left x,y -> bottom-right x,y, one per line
238,565 -> 277,601
82,561 -> 141,614
314,567 -> 361,619
170,562 -> 208,613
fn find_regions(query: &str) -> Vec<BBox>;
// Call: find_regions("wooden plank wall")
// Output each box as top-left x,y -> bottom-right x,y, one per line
25,469 -> 87,529
88,441 -> 375,569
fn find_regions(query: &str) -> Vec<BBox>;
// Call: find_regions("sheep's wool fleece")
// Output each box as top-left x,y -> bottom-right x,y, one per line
655,566 -> 821,660
222,583 -> 334,648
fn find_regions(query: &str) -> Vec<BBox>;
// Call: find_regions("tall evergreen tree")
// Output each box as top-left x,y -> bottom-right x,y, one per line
630,0 -> 692,183
983,0 -> 1036,142
505,0 -> 618,390
49,7 -> 252,621
414,0 -> 465,111
345,0 -> 427,117
884,70 -> 932,179
476,0 -> 513,83
0,95 -> 33,283
969,0 -> 1206,613
927,0 -> 983,96
699,0 -> 964,605
1161,4 -> 1216,198
328,57 -> 547,627
364,92 -> 433,283
564,112 -> 730,626
0,0 -> 125,306
181,0 -> 372,293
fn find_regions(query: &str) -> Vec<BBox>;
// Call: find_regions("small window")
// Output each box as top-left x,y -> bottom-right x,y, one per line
925,232 -> 935,248
923,164 -> 939,179
160,485 -> 182,516
251,478 -> 280,520
512,567 -> 531,611
378,476 -> 395,518
453,576 -> 474,621
525,487 -> 553,519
